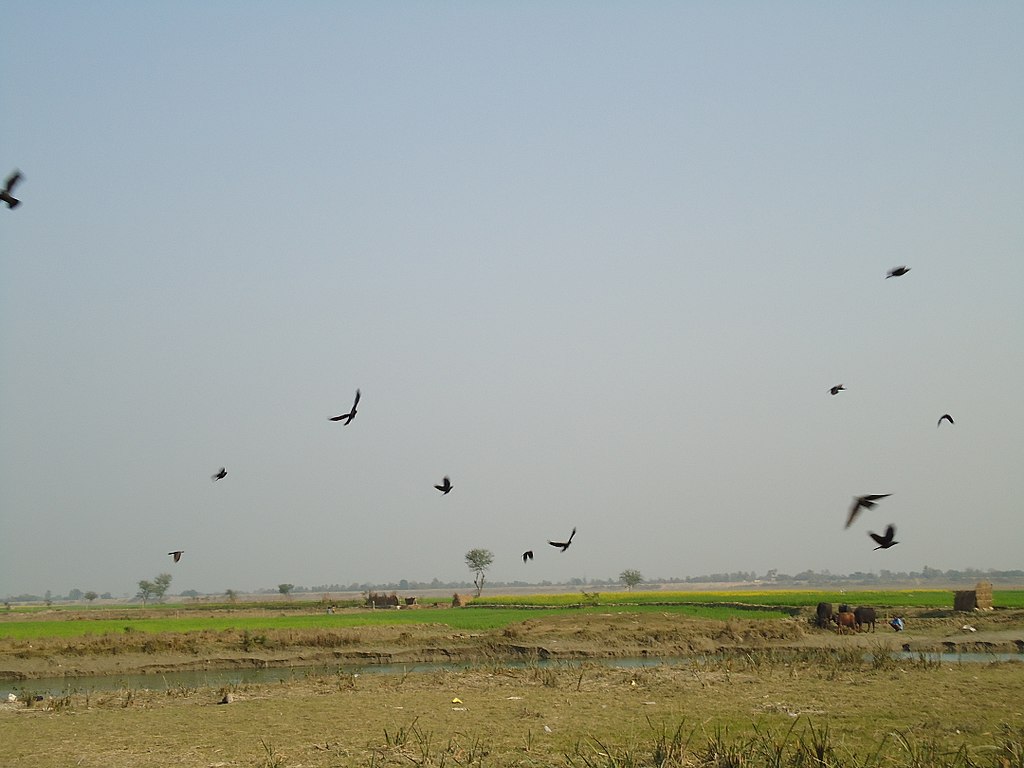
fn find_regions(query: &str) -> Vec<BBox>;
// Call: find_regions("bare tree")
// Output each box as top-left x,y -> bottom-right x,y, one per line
464,549 -> 494,597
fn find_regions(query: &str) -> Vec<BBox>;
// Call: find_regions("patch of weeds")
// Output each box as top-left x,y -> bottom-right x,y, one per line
996,724 -> 1024,768
700,725 -> 748,768
45,694 -> 73,712
383,716 -> 421,749
648,717 -> 695,766
567,735 -> 640,767
259,737 -> 286,768
891,728 -> 972,768
241,629 -> 270,651
120,686 -> 137,708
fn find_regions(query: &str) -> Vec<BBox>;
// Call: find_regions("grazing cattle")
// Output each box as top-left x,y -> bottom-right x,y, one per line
854,606 -> 877,632
838,603 -> 851,614
815,602 -> 833,629
833,611 -> 856,634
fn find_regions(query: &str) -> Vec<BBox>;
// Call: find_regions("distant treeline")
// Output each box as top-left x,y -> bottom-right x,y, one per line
7,566 -> 1024,604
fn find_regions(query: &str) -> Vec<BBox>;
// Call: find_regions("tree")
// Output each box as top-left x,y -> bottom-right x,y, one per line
619,569 -> 643,591
68,588 -> 84,601
153,573 -> 173,603
225,589 -> 238,603
464,548 -> 494,597
84,591 -> 98,603
137,580 -> 155,605
137,573 -> 172,605
278,583 -> 294,596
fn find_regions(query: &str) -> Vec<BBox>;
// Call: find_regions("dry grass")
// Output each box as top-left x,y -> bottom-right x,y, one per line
2,653 -> 1023,767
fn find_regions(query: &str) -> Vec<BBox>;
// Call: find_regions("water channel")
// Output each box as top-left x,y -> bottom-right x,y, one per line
5,651 -> 1021,699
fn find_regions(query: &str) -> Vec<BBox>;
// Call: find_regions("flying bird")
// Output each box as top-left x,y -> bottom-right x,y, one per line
522,550 -> 534,563
329,389 -> 360,424
937,414 -> 954,427
869,525 -> 898,550
1,170 -> 22,209
168,550 -> 184,563
846,494 -> 892,529
886,266 -> 911,278
211,467 -> 227,481
548,527 -> 576,552
434,476 -> 452,494
829,384 -> 845,396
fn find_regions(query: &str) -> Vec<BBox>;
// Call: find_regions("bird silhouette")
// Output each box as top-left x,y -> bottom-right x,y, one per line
522,550 -> 534,563
886,266 -> 911,278
211,467 -> 227,481
329,389 -> 360,424
548,527 -> 577,552
168,550 -> 184,563
937,414 -> 954,427
829,384 -> 845,396
846,494 -> 892,529
434,476 -> 452,494
1,170 -> 22,209
869,525 -> 898,550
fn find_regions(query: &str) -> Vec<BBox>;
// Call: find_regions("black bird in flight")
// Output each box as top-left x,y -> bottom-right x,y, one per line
846,494 -> 892,529
886,266 -> 911,278
434,476 -> 453,494
329,389 -> 360,424
211,467 -> 227,481
937,414 -> 954,427
522,550 -> 534,563
829,384 -> 845,396
168,550 -> 184,563
869,525 -> 898,550
548,527 -> 577,552
1,170 -> 22,209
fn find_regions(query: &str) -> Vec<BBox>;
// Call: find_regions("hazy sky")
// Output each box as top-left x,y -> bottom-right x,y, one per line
2,3 -> 1022,598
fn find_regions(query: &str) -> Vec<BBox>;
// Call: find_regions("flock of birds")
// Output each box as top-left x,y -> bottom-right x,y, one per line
5,168 -> 957,584
831,268 -> 957,555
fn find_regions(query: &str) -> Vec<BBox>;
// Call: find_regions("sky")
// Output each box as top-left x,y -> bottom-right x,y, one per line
2,3 -> 1022,598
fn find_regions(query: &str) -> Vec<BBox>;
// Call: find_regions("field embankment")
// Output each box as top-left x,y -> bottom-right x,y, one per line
1,590 -> 1022,680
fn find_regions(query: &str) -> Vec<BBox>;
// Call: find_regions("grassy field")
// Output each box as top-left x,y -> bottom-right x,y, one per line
1,590 -> 1023,766
2,651 -> 1023,767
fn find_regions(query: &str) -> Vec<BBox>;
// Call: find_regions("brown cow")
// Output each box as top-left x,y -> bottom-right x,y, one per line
833,611 -> 856,634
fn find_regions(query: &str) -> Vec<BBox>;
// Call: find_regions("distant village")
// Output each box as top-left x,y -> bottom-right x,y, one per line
6,565 -> 1023,605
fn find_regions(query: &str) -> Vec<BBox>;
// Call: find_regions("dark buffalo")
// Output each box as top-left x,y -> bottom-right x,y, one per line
838,603 -> 851,614
815,602 -> 833,629
854,606 -> 877,632
833,611 -> 856,634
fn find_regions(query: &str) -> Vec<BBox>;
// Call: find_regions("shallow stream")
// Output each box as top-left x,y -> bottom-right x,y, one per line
5,651 -> 1022,699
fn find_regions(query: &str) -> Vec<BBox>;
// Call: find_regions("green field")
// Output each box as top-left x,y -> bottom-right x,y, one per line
4,588 -> 1022,643
0,603 -> 795,642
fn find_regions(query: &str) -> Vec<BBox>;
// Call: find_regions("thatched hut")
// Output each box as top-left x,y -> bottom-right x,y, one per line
452,593 -> 473,607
